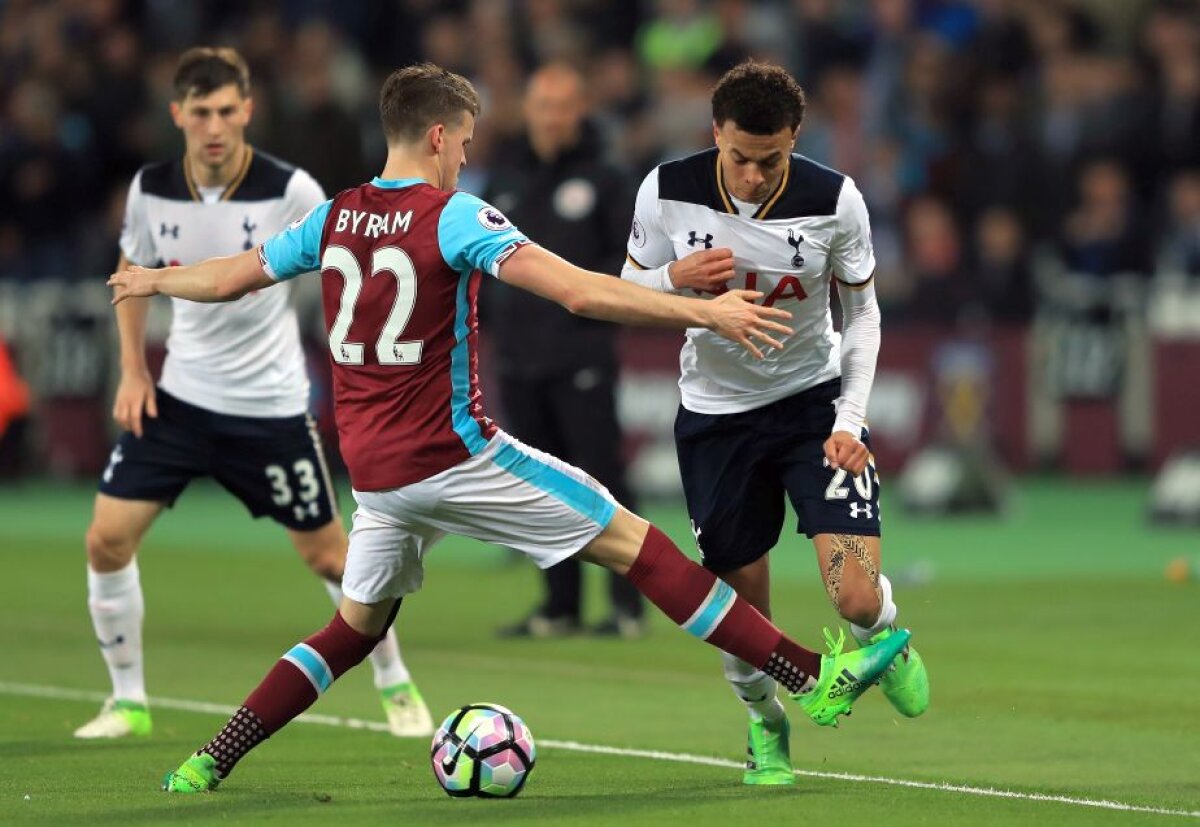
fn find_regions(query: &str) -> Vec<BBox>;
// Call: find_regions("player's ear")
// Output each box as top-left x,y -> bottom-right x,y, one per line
242,96 -> 255,124
169,101 -> 185,129
429,123 -> 445,155
712,120 -> 721,145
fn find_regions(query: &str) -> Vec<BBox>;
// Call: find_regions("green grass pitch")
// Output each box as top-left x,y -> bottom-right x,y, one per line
1,478 -> 1198,825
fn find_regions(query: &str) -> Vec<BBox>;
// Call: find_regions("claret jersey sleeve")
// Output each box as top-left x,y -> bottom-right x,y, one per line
437,191 -> 531,276
282,168 -> 327,224
827,178 -> 876,286
258,200 -> 333,281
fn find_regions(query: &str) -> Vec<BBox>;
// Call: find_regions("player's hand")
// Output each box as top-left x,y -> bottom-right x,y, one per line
824,430 -> 869,476
707,290 -> 792,359
113,367 -> 158,438
108,266 -> 160,305
668,247 -> 736,292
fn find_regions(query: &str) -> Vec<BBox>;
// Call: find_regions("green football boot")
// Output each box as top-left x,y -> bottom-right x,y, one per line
743,715 -> 795,785
162,753 -> 221,793
380,681 -> 435,737
73,698 -> 152,739
792,627 -> 910,727
867,627 -> 929,718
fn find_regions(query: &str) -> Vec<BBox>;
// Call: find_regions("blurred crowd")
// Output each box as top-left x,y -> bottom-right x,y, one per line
2,0 -> 1199,326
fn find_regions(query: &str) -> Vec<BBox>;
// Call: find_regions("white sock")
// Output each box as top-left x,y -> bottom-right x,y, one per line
87,561 -> 147,704
850,574 -> 898,643
323,580 -> 411,689
721,651 -> 786,723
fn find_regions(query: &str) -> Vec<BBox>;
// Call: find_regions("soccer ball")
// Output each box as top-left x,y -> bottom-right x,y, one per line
430,703 -> 536,798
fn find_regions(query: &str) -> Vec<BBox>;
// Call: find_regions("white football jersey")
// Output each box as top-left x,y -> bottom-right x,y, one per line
120,149 -> 324,417
624,148 -> 875,415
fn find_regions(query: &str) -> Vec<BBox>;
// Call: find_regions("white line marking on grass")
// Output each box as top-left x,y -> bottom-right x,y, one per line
3,680 -> 1197,819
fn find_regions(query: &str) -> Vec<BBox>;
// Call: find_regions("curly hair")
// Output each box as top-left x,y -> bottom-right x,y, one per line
711,61 -> 806,135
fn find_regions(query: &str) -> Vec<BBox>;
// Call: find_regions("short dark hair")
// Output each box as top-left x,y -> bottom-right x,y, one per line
172,47 -> 250,101
711,61 -> 806,134
379,62 -> 482,143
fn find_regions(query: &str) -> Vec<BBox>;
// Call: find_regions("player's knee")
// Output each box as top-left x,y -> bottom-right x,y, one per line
306,548 -> 345,582
835,585 -> 881,628
577,510 -> 645,576
84,522 -> 136,571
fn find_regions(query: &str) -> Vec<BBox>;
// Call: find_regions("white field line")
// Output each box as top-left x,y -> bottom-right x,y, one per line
2,680 -> 1197,819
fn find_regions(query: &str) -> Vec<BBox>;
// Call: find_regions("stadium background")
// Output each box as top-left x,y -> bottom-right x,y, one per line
1,1 -> 1198,824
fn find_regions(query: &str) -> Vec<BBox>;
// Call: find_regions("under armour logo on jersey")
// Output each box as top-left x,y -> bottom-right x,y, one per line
102,445 -> 124,483
787,228 -> 805,268
160,222 -> 179,239
687,231 -> 713,249
849,503 -> 873,519
242,216 -> 257,250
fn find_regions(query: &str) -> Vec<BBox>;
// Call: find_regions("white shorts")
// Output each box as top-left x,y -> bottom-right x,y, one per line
341,431 -> 619,604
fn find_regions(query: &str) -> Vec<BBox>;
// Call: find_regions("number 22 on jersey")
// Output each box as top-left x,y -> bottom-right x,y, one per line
323,244 -> 424,366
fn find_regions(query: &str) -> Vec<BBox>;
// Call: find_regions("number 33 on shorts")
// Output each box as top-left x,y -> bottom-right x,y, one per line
822,456 -> 878,520
265,459 -> 324,522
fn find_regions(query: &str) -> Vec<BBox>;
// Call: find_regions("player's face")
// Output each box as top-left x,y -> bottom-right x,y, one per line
714,120 -> 797,203
435,113 -> 475,192
170,84 -> 252,173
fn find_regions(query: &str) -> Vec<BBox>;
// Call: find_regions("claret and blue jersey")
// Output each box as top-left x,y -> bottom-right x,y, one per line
258,177 -> 531,491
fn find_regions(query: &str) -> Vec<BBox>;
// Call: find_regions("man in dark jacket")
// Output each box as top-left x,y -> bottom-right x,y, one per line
484,62 -> 645,638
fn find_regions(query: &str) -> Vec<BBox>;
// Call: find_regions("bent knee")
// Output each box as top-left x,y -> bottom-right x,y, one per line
85,523 -> 137,570
578,509 -> 647,576
835,586 -> 881,628
304,547 -> 346,581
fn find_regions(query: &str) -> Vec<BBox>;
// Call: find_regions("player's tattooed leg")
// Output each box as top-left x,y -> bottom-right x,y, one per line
827,534 -> 883,611
822,546 -> 845,609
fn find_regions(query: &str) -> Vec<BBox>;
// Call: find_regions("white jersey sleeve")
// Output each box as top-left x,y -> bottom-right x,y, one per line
259,168 -> 328,280
828,178 -> 875,285
832,279 -> 881,436
621,168 -> 677,292
828,178 -> 881,435
118,171 -> 157,267
284,168 -> 327,223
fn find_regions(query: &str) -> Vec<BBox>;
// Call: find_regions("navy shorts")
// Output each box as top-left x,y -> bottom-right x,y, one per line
674,378 -> 881,573
98,389 -> 338,531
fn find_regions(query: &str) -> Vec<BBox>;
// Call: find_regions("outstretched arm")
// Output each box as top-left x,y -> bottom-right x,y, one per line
440,189 -> 789,356
108,248 -> 273,305
499,244 -> 792,359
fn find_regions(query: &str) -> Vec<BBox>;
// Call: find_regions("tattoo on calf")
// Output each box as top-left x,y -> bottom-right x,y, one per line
823,548 -> 845,608
826,534 -> 883,606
